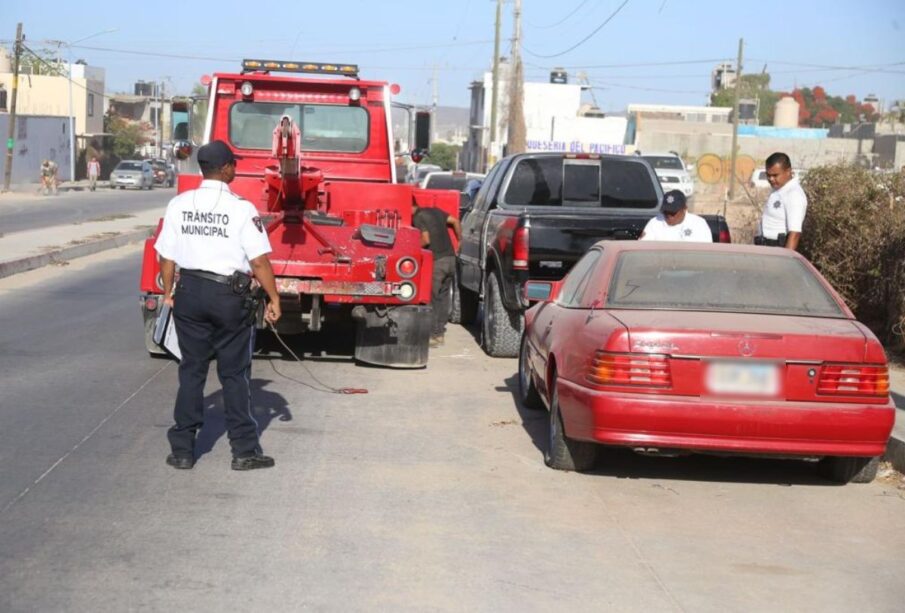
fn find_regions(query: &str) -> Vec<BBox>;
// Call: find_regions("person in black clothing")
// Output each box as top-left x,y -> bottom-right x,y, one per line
412,200 -> 462,347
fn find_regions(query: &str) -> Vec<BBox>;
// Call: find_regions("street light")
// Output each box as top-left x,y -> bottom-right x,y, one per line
49,28 -> 117,183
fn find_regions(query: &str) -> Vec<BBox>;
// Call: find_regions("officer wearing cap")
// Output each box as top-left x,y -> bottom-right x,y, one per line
640,189 -> 713,242
756,152 -> 808,250
155,140 -> 282,471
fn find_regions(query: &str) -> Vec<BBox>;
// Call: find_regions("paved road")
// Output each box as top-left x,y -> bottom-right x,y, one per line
0,186 -> 173,235
1,245 -> 904,612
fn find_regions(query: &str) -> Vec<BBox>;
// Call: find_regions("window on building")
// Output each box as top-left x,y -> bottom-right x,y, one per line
87,93 -> 94,117
0,88 -> 7,111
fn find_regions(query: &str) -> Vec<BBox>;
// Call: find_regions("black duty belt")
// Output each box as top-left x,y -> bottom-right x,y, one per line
180,269 -> 232,285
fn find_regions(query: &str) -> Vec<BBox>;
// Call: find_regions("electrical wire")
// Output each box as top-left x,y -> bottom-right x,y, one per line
266,323 -> 368,395
19,43 -> 107,98
525,0 -> 594,29
524,0 -> 630,59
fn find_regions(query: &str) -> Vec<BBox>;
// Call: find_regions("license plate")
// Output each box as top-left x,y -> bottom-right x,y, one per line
706,361 -> 779,396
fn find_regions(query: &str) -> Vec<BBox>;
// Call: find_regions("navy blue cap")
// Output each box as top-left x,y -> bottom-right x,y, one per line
197,140 -> 239,169
661,189 -> 687,214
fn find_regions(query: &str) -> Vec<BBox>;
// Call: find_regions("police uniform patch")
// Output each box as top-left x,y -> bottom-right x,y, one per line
253,216 -> 264,233
773,199 -> 782,209
683,228 -> 692,237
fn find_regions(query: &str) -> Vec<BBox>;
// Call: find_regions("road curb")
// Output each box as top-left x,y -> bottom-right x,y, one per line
0,227 -> 154,279
885,434 -> 905,473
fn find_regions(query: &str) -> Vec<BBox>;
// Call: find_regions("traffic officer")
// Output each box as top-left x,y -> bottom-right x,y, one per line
640,190 -> 713,242
756,152 -> 808,251
155,140 -> 282,471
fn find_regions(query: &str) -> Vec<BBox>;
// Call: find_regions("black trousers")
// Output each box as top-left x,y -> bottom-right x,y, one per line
431,256 -> 456,336
168,274 -> 260,459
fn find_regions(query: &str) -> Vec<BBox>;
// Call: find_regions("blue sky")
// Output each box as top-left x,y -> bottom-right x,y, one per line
2,0 -> 903,112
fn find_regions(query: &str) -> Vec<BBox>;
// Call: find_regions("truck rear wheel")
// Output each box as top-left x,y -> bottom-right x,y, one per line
481,272 -> 522,357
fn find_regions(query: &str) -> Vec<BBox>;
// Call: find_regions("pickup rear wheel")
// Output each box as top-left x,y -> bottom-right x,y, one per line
545,379 -> 598,471
817,455 -> 880,484
518,334 -> 544,410
481,272 -> 522,357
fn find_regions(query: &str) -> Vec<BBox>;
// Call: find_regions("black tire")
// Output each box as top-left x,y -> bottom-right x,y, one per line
481,272 -> 522,357
450,276 -> 479,325
518,333 -> 544,410
544,379 -> 598,471
817,455 -> 880,484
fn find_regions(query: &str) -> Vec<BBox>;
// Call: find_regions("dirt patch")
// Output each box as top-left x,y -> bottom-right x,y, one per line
876,462 -> 905,491
77,214 -> 135,224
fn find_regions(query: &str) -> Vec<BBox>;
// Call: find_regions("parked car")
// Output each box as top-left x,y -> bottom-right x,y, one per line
406,163 -> 442,184
110,160 -> 155,190
751,168 -> 808,191
420,170 -> 486,216
518,241 -> 894,482
150,158 -> 176,187
641,152 -> 695,198
454,152 -> 730,357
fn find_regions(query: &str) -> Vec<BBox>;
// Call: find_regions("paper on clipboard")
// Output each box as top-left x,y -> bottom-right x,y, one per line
153,303 -> 182,360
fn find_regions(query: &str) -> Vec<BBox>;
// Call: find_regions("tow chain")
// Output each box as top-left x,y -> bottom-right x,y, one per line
266,322 -> 368,395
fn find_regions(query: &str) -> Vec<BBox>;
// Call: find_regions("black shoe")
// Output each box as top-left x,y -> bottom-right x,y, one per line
231,453 -> 275,471
166,454 -> 195,470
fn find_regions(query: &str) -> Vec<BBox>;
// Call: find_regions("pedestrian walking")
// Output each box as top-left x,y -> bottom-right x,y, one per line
154,140 -> 282,471
640,190 -> 712,242
87,156 -> 101,191
412,199 -> 461,347
755,152 -> 808,251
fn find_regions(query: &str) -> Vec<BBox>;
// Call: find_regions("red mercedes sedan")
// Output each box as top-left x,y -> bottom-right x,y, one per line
518,242 -> 894,483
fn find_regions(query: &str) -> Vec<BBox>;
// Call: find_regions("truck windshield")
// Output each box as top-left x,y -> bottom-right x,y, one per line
642,156 -> 684,170
229,102 -> 369,153
504,156 -> 659,209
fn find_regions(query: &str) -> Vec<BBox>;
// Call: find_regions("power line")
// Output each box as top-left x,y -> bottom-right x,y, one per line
524,0 -> 630,59
20,43 -> 107,98
525,0 -> 594,29
526,57 -> 731,70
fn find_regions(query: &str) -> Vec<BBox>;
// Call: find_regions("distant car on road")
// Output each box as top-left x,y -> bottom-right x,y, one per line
110,160 -> 154,190
420,170 -> 486,216
150,159 -> 175,188
641,152 -> 695,198
519,241 -> 894,483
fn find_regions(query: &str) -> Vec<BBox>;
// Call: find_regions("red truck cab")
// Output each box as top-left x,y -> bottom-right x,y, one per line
139,60 -> 458,367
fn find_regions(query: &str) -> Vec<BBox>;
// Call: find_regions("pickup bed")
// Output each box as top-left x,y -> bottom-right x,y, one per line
454,152 -> 731,357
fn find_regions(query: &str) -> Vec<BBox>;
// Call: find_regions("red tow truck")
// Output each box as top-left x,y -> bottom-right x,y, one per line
139,59 -> 458,367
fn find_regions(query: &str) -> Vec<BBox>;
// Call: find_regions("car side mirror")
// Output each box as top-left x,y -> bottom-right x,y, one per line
173,140 -> 193,161
525,281 -> 556,302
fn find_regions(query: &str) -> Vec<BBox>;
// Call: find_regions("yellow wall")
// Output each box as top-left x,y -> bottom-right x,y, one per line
0,73 -> 103,136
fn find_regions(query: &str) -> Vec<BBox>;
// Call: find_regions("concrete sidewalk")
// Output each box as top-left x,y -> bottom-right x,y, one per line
0,207 -> 159,279
886,367 -> 905,473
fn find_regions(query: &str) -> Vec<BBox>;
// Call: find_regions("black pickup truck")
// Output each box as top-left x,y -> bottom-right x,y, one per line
454,152 -> 731,357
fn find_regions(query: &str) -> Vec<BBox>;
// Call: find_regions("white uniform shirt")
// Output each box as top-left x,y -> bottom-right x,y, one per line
640,212 -> 713,242
154,179 -> 272,276
760,176 -> 808,240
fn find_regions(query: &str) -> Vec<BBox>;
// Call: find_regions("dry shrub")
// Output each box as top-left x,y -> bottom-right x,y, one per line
800,165 -> 905,350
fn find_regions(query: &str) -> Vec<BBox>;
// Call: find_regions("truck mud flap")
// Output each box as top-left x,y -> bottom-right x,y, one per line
351,305 -> 431,368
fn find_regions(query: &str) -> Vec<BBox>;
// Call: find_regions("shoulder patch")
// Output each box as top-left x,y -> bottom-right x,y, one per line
253,216 -> 264,233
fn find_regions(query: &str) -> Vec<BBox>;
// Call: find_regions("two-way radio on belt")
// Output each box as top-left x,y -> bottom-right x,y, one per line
265,322 -> 368,395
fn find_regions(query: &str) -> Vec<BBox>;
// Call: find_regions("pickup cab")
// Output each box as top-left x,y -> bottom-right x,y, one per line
455,152 -> 731,357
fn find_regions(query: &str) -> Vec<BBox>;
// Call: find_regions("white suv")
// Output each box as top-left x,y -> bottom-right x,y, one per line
641,152 -> 694,198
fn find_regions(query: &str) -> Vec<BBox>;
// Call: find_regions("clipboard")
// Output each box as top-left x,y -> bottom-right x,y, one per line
153,303 -> 182,360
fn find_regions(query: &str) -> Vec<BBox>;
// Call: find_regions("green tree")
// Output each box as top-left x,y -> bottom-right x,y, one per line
711,73 -> 778,125
427,142 -> 460,170
104,113 -> 148,159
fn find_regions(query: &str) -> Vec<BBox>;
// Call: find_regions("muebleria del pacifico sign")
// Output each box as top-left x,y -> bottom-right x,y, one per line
526,140 -> 627,154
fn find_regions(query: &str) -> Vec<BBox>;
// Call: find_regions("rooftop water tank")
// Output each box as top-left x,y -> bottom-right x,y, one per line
774,96 -> 800,128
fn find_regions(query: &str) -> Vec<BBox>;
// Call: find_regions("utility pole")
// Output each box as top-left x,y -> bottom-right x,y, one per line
728,37 -> 744,200
506,0 -> 526,155
488,0 -> 503,171
3,23 -> 23,192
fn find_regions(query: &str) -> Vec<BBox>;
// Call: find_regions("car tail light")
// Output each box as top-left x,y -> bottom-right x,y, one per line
817,364 -> 889,397
513,226 -> 529,270
396,257 -> 418,279
586,351 -> 671,389
718,229 -> 731,243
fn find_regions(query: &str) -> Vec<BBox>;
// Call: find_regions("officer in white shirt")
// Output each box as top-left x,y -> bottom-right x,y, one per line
640,190 -> 713,242
756,152 -> 808,251
155,140 -> 282,471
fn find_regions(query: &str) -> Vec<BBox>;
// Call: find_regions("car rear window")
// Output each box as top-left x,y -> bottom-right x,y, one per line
230,101 -> 369,152
504,156 -> 659,209
607,251 -> 845,317
116,162 -> 142,171
425,175 -> 468,191
642,156 -> 684,170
